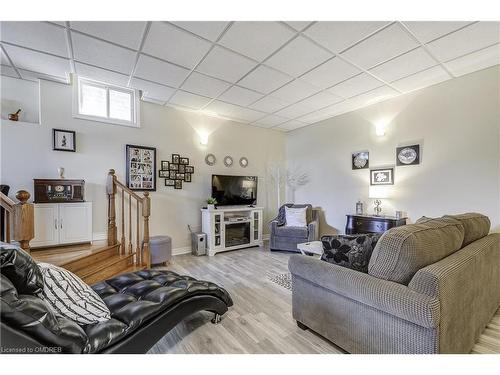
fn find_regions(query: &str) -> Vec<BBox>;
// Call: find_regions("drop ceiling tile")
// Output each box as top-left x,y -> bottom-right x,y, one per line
72,32 -> 136,74
171,21 -> 229,41
134,54 -> 189,87
204,100 -> 241,118
75,62 -> 129,86
3,44 -> 70,79
305,21 -> 389,53
300,57 -> 361,88
181,72 -> 231,97
143,22 -> 212,68
249,95 -> 291,113
402,21 -> 472,43
285,22 -> 313,32
427,22 -> 500,62
253,114 -> 289,127
130,77 -> 176,102
392,65 -> 450,93
276,119 -> 308,131
297,91 -> 343,110
341,23 -> 419,69
296,110 -> 332,124
275,103 -> 314,119
0,21 -> 68,57
327,73 -> 383,98
142,97 -> 164,105
348,86 -> 399,107
445,44 -> 500,77
238,65 -> 293,94
169,90 -> 212,110
230,107 -> 267,123
266,36 -> 332,77
18,68 -> 68,83
219,22 -> 294,61
326,100 -> 364,117
196,46 -> 257,82
218,85 -> 263,106
70,22 -> 146,50
271,79 -> 321,102
369,48 -> 437,82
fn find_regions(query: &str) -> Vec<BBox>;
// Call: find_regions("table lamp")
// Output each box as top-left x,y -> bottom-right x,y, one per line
369,186 -> 390,216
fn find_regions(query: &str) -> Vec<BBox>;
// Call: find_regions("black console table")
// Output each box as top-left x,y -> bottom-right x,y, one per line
346,214 -> 407,235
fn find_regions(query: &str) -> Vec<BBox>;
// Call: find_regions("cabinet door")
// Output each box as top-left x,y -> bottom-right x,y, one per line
251,210 -> 262,243
31,204 -> 59,248
213,213 -> 224,249
59,203 -> 92,244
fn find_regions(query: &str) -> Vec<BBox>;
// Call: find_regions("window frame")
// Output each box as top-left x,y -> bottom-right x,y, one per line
72,75 -> 140,128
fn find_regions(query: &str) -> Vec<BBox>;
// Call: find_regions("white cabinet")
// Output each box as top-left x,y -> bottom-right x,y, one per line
31,202 -> 93,248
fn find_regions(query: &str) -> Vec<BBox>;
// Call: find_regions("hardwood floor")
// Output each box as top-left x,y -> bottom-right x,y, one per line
147,244 -> 500,354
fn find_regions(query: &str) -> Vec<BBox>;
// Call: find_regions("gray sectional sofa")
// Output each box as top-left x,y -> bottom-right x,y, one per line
288,213 -> 500,354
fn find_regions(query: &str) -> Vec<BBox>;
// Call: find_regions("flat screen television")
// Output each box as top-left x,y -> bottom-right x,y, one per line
211,175 -> 257,206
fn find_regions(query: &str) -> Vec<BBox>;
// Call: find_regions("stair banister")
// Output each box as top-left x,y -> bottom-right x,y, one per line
0,190 -> 34,253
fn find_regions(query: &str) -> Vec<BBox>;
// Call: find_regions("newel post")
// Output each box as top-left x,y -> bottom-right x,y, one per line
107,169 -> 118,246
13,190 -> 34,253
142,192 -> 151,268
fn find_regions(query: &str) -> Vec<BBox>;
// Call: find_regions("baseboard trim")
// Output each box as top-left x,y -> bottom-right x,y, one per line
92,232 -> 107,241
172,246 -> 191,256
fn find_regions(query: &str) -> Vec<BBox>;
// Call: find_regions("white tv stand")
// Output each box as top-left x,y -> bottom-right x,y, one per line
201,206 -> 263,256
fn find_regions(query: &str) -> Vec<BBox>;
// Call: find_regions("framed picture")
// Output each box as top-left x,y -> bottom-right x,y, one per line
178,164 -> 186,174
396,145 -> 420,166
165,179 -> 175,187
172,154 -> 180,164
159,170 -> 169,178
185,165 -> 194,173
352,151 -> 369,170
169,163 -> 179,171
174,180 -> 183,189
126,144 -> 156,191
184,173 -> 192,182
169,171 -> 176,179
370,168 -> 394,185
53,129 -> 76,152
175,173 -> 185,180
179,157 -> 189,165
161,160 -> 169,170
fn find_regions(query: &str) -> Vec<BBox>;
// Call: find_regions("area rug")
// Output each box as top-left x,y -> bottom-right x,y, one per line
268,272 -> 292,291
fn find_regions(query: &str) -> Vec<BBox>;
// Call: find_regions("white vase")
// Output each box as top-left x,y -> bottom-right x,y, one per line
207,204 -> 215,210
58,167 -> 65,179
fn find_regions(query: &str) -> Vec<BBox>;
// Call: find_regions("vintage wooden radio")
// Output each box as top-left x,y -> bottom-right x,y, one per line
33,179 -> 85,203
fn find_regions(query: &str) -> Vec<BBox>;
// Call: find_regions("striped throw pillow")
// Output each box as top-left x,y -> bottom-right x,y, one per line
37,262 -> 111,325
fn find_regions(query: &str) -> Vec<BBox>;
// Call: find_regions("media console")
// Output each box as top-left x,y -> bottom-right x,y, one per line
201,206 -> 263,256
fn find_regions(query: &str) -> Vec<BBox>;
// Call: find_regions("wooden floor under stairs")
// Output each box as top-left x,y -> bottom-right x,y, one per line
31,241 -> 145,284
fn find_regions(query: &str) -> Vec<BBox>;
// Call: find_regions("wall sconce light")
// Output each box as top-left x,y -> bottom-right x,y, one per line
375,122 -> 386,137
197,130 -> 209,145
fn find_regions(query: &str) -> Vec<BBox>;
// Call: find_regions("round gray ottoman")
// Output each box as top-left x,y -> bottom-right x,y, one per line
149,235 -> 172,266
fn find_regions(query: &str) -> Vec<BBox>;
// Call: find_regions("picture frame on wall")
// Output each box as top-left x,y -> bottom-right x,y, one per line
184,173 -> 192,182
169,163 -> 179,171
396,144 -> 420,166
178,164 -> 186,174
179,157 -> 189,165
165,179 -> 175,187
352,151 -> 369,170
172,154 -> 180,164
174,180 -> 182,189
185,166 -> 194,173
370,168 -> 394,185
53,128 -> 76,152
169,171 -> 176,179
126,144 -> 157,191
159,170 -> 169,178
161,160 -> 169,170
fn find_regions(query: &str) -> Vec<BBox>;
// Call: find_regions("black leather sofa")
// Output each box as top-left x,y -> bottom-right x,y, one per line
0,244 -> 233,353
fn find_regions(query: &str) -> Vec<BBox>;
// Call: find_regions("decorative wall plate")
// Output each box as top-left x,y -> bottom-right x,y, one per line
352,151 -> 369,170
205,153 -> 216,166
223,155 -> 233,167
396,145 -> 420,166
239,157 -> 248,168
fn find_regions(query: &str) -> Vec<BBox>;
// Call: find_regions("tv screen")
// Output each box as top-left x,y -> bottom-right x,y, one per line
211,175 -> 257,206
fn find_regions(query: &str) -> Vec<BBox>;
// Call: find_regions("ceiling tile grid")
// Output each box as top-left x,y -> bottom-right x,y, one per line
1,20 -> 499,132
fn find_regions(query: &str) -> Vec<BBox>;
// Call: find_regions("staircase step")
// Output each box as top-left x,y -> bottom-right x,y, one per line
78,253 -> 135,285
62,243 -> 121,273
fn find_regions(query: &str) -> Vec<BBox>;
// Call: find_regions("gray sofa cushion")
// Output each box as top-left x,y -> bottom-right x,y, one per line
277,204 -> 312,226
443,213 -> 490,247
275,225 -> 308,238
321,233 -> 381,273
368,217 -> 465,285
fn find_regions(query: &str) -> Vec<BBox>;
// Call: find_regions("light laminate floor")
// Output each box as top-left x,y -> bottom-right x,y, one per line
147,245 -> 500,354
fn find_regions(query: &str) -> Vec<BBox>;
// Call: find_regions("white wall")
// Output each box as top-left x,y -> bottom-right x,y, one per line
286,66 -> 500,234
0,78 -> 286,251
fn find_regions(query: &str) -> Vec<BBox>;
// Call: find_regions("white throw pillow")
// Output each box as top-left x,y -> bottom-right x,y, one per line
285,206 -> 308,227
37,262 -> 111,325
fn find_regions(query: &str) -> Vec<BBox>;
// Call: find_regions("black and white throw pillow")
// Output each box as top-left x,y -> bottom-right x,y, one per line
37,262 -> 111,325
320,233 -> 381,273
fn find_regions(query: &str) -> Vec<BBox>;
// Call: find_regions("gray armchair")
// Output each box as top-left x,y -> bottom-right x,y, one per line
269,204 -> 320,252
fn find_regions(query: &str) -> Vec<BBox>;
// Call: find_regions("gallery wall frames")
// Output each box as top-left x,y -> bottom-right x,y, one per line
159,153 -> 194,189
352,151 -> 369,170
370,167 -> 394,185
396,144 -> 420,166
126,144 -> 156,191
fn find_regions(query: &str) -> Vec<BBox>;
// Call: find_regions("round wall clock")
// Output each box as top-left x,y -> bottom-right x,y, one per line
398,147 -> 418,165
239,157 -> 248,168
223,156 -> 233,167
205,153 -> 216,166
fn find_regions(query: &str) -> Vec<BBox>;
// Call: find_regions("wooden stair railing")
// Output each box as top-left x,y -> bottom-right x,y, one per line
107,169 -> 151,269
0,190 -> 34,253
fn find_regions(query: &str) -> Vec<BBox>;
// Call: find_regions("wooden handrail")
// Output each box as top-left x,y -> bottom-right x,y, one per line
1,190 -> 34,253
107,169 -> 151,268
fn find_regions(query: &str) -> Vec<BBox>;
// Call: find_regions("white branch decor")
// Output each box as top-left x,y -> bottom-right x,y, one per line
286,166 -> 309,203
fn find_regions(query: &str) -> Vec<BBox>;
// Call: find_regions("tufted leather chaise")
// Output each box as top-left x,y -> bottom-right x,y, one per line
0,243 -> 233,353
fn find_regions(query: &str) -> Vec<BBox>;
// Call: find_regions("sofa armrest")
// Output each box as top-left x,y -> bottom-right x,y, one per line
269,220 -> 279,235
307,219 -> 319,241
288,255 -> 440,328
